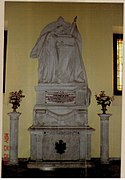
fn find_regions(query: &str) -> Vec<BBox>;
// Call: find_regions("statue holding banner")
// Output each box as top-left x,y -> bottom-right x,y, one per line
30,16 -> 87,84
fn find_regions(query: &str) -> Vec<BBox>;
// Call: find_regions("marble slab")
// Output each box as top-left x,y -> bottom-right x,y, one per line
29,126 -> 95,161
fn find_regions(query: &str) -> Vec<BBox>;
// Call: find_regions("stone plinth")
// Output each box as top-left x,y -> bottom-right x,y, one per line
29,126 -> 94,162
28,83 -> 94,169
8,112 -> 21,165
98,113 -> 111,164
33,83 -> 91,127
27,161 -> 95,170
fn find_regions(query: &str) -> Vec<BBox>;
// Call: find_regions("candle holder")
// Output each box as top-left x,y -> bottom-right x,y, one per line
95,91 -> 112,114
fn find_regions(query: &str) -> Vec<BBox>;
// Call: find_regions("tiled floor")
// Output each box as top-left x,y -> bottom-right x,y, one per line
2,159 -> 121,178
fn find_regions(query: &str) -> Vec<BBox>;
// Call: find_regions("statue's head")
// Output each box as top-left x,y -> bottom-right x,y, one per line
57,16 -> 65,23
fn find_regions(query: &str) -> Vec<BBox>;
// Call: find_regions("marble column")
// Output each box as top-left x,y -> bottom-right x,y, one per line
98,113 -> 111,164
8,112 -> 21,165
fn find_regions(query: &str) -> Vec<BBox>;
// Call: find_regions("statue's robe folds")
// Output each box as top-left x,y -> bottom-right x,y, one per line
30,17 -> 87,84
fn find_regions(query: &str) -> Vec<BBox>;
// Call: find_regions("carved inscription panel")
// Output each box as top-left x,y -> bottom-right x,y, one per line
45,91 -> 76,105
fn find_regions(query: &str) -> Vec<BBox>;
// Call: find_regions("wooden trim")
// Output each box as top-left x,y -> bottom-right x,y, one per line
113,33 -> 123,96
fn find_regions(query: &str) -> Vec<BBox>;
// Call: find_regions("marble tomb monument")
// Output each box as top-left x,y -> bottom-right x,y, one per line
28,16 -> 94,169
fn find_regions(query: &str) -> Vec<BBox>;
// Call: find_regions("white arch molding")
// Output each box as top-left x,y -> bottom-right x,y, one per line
0,0 -> 125,177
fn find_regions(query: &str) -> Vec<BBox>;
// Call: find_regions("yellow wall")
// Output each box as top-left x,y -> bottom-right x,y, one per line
3,2 -> 123,158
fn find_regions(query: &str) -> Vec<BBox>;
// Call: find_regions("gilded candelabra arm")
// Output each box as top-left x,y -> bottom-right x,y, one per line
95,91 -> 112,114
9,90 -> 25,112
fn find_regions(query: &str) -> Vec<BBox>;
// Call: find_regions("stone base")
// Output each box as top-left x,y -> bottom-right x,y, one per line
29,83 -> 94,167
33,83 -> 91,127
27,161 -> 95,170
29,126 -> 94,161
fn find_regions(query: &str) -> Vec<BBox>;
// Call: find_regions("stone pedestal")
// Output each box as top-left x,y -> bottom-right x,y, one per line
98,113 -> 111,164
8,112 -> 21,165
28,83 -> 94,169
29,126 -> 94,162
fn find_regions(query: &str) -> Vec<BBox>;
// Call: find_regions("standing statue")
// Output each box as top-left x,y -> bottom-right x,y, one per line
30,16 -> 87,84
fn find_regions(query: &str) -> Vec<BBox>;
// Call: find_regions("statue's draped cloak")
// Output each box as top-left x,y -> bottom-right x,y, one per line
30,16 -> 88,84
